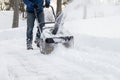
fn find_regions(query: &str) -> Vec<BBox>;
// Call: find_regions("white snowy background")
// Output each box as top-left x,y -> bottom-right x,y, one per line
0,0 -> 120,80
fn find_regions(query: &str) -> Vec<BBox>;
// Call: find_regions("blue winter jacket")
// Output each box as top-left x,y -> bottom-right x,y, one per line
23,0 -> 50,13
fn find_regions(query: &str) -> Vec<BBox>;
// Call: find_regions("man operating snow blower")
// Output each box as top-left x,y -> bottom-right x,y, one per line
23,0 -> 50,50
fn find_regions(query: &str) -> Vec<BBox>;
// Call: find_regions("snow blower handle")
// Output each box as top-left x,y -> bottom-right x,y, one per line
43,5 -> 56,19
34,9 -> 38,22
34,5 -> 56,25
34,8 -> 43,34
34,5 -> 56,33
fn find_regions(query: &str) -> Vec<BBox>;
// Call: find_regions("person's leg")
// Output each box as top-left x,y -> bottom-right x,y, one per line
35,11 -> 45,46
26,12 -> 35,49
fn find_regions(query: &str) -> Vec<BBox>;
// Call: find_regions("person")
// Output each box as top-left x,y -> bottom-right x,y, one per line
23,0 -> 50,50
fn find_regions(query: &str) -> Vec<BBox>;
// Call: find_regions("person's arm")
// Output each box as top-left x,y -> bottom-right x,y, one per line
23,0 -> 33,8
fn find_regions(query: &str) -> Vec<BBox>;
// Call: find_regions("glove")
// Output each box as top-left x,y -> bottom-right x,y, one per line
45,3 -> 50,8
33,4 -> 38,8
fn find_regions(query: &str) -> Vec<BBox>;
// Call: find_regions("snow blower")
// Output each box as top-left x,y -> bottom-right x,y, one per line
34,6 -> 74,54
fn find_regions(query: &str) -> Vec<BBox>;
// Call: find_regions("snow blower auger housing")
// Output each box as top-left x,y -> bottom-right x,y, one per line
35,6 -> 74,54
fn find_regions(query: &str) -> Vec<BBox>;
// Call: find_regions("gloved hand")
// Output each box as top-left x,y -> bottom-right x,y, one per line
33,4 -> 38,8
45,3 -> 50,8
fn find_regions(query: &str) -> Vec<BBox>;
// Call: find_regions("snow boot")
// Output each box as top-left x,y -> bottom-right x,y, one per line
27,43 -> 33,50
27,39 -> 33,50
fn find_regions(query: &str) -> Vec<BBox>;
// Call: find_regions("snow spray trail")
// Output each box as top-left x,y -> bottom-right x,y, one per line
50,41 -> 120,80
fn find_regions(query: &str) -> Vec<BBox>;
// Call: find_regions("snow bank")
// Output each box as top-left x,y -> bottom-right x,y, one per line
62,0 -> 120,38
63,16 -> 120,38
64,0 -> 120,19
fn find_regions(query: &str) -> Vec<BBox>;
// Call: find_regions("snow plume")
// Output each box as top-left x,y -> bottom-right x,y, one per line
63,0 -> 120,19
62,0 -> 120,38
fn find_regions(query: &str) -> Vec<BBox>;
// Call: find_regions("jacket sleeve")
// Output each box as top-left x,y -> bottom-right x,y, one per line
23,0 -> 33,8
45,0 -> 50,4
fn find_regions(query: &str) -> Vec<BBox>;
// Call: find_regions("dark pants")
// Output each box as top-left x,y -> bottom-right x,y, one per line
26,11 -> 45,44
